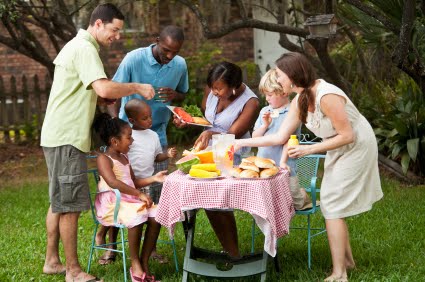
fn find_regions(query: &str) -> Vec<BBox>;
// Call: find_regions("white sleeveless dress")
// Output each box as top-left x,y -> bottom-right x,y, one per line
303,79 -> 383,219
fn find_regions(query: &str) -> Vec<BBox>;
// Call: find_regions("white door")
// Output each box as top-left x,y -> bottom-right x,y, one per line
252,1 -> 303,76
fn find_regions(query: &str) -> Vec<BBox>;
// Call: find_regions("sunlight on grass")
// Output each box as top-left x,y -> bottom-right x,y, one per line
0,176 -> 424,281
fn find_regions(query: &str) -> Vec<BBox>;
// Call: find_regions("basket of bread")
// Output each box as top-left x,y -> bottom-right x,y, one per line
229,156 -> 280,179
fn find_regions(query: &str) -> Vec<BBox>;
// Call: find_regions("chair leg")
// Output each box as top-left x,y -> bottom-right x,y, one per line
87,223 -> 99,273
307,215 -> 312,270
171,239 -> 179,272
251,218 -> 256,254
274,251 -> 281,273
120,228 -> 127,282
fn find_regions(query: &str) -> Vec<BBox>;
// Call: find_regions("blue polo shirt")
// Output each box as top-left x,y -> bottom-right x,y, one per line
113,44 -> 189,146
254,105 -> 301,176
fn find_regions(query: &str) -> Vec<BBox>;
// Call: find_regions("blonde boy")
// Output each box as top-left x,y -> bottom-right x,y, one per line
253,69 -> 311,210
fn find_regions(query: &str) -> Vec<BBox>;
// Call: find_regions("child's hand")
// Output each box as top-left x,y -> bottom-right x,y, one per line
138,193 -> 153,208
167,147 -> 177,158
172,115 -> 187,128
153,170 -> 168,183
262,111 -> 272,127
279,162 -> 291,173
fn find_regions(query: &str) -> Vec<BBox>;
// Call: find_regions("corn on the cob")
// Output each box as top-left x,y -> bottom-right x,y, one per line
191,163 -> 217,171
189,168 -> 219,178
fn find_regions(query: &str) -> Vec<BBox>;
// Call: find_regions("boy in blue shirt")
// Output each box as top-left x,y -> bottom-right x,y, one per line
253,69 -> 311,210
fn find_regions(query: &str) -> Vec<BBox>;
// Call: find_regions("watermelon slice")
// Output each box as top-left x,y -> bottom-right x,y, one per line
174,107 -> 194,123
175,155 -> 200,173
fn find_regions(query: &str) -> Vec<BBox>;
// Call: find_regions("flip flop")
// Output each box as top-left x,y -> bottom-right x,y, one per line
145,274 -> 161,282
129,267 -> 146,282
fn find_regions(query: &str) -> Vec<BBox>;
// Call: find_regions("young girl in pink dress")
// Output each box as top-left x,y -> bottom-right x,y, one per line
93,113 -> 165,282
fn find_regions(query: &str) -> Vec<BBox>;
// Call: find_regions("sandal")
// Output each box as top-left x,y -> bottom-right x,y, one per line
129,267 -> 146,282
145,274 -> 161,282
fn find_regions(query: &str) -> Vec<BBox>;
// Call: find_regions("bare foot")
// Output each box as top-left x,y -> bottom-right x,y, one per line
65,271 -> 103,282
346,262 -> 356,270
150,251 -> 169,264
324,274 -> 348,282
98,250 -> 116,265
43,263 -> 66,275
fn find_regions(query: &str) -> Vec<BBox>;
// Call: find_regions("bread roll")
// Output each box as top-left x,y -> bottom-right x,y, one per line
229,167 -> 243,177
239,169 -> 259,178
243,156 -> 257,164
254,157 -> 275,168
260,166 -> 279,178
239,162 -> 260,172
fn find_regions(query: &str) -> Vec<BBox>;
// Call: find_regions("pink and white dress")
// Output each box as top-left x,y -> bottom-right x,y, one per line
95,154 -> 157,228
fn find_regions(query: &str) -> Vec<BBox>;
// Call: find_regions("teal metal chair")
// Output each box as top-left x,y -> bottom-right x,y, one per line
250,141 -> 327,270
291,152 -> 327,269
86,167 -> 129,282
86,156 -> 180,275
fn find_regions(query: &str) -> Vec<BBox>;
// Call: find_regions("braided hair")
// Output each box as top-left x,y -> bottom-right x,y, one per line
92,113 -> 129,146
275,52 -> 317,124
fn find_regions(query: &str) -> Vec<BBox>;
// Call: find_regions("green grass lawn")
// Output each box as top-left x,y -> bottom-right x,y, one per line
1,174 -> 424,281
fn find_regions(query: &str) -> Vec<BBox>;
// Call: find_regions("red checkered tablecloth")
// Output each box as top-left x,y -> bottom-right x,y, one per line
156,169 -> 295,257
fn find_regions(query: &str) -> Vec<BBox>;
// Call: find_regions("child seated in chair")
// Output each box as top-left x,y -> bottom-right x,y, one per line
93,113 -> 164,282
125,99 -> 177,264
252,69 -> 311,210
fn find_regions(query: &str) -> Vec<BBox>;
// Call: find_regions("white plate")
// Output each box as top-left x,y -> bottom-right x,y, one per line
187,175 -> 225,181
167,106 -> 213,127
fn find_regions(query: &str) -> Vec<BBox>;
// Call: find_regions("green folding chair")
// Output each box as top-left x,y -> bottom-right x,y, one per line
86,155 -> 180,275
290,152 -> 327,269
86,167 -> 129,282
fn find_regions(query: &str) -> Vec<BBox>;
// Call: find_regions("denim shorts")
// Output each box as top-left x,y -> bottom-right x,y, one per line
43,145 -> 90,213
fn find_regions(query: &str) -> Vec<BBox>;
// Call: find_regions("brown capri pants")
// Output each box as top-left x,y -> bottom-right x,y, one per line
43,145 -> 90,213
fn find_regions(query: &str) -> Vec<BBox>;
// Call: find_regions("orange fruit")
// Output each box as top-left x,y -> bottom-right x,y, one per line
194,150 -> 214,163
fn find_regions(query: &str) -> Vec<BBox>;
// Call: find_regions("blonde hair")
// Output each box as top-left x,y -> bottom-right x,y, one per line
258,69 -> 284,95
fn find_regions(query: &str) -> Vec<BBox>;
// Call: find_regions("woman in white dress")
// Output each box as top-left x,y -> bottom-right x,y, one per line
235,52 -> 383,282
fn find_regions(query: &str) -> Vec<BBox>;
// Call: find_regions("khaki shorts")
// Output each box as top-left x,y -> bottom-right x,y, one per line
43,145 -> 90,213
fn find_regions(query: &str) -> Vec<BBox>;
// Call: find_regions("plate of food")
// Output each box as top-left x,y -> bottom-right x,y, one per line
167,105 -> 212,127
229,156 -> 280,179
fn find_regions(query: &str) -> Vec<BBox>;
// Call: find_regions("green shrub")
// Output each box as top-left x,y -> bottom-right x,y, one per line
371,77 -> 425,176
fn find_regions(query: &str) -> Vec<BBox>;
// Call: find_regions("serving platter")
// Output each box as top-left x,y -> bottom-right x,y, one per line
167,106 -> 213,127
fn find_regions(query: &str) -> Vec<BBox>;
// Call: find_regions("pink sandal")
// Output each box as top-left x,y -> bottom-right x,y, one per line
145,274 -> 161,282
129,267 -> 146,282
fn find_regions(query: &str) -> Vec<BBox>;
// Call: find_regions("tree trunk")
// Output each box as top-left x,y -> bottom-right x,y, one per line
307,38 -> 351,94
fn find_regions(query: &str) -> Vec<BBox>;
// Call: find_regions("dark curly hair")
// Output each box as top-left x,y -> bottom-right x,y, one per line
206,61 -> 242,89
92,113 -> 129,146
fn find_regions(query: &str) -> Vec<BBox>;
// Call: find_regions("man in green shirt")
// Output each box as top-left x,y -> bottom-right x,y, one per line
40,4 -> 154,282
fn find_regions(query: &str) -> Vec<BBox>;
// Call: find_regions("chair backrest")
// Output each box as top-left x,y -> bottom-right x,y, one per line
86,167 -> 101,223
295,142 -> 325,211
86,155 -> 125,228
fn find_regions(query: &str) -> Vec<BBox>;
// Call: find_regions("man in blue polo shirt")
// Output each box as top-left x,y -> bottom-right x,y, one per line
111,25 -> 188,197
109,25 -> 188,263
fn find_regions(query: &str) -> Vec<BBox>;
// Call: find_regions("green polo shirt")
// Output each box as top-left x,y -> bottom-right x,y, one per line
41,29 -> 107,152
